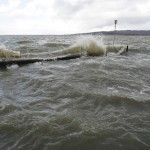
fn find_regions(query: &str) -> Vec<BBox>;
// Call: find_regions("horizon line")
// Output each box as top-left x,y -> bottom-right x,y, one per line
0,29 -> 150,36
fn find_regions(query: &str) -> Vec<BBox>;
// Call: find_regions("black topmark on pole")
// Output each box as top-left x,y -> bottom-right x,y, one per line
114,20 -> 117,30
113,20 -> 117,46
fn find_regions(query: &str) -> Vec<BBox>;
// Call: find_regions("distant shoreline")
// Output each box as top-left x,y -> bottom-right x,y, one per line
80,30 -> 150,36
0,30 -> 150,36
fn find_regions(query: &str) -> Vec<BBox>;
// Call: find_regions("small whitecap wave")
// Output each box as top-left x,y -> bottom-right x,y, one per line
43,42 -> 70,47
19,46 -> 28,50
7,64 -> 19,70
106,45 -> 124,53
16,40 -> 33,44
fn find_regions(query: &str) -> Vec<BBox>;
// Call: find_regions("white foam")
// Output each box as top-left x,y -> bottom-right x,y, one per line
0,44 -> 21,58
7,64 -> 19,70
50,35 -> 106,56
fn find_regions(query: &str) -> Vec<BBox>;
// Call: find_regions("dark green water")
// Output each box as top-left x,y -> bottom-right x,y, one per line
0,35 -> 150,150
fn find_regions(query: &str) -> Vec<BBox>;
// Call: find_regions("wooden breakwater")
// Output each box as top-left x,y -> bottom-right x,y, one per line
0,54 -> 81,68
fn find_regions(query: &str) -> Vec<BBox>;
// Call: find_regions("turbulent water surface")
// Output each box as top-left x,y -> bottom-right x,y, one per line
0,35 -> 150,150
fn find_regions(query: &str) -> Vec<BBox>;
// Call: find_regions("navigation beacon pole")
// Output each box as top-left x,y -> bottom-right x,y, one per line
113,20 -> 117,46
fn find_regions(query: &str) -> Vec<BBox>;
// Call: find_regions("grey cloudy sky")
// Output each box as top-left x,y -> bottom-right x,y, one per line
0,0 -> 150,35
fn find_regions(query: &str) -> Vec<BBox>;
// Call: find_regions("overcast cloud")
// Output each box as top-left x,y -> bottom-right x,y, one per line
0,0 -> 150,35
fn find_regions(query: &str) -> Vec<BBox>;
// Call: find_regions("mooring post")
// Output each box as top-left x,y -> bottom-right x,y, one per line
126,45 -> 129,52
126,45 -> 129,56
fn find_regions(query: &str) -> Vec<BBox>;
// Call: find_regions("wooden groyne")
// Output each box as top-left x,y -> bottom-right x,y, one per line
0,54 -> 81,68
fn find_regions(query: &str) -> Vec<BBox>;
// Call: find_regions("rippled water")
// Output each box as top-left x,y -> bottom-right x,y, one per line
0,35 -> 150,150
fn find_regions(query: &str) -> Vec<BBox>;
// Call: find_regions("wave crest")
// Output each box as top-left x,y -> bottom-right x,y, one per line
0,45 -> 21,58
51,35 -> 106,56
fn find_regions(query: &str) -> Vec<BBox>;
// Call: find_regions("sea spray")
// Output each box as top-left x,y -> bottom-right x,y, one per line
50,35 -> 107,57
0,45 -> 21,58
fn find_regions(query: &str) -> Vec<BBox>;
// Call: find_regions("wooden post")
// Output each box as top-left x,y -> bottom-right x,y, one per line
126,45 -> 129,52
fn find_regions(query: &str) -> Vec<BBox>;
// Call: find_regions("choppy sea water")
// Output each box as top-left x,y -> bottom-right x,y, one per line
0,35 -> 150,150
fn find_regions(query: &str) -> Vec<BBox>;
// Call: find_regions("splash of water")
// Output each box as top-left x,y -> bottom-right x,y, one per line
51,35 -> 107,56
0,45 -> 21,58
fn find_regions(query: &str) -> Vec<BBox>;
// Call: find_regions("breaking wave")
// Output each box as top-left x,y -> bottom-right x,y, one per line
50,35 -> 107,56
0,45 -> 21,58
